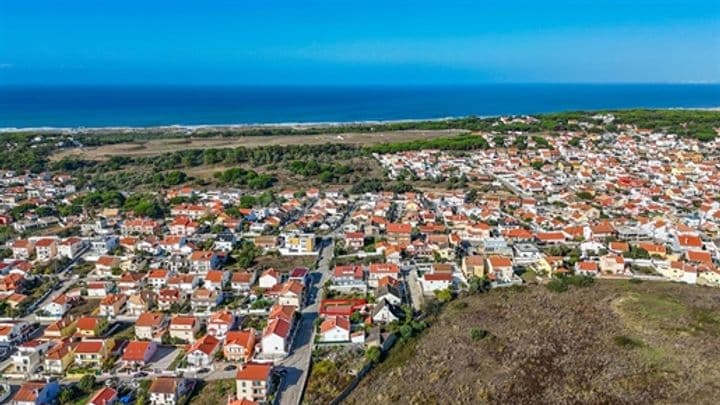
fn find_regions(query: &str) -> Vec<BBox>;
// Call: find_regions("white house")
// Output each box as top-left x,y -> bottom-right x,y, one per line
259,268 -> 280,289
186,334 -> 220,368
261,318 -> 290,358
319,316 -> 351,343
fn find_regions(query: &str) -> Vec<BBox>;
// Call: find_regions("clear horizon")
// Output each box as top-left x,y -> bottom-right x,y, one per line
1,0 -> 719,86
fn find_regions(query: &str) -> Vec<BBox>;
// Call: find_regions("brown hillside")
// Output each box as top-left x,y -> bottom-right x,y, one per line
345,280 -> 720,405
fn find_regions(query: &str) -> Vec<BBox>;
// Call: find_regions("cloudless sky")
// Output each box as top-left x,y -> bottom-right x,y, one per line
1,0 -> 718,85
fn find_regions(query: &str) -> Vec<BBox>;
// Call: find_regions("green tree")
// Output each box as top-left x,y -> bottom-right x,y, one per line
365,346 -> 382,364
434,288 -> 453,303
78,374 -> 96,393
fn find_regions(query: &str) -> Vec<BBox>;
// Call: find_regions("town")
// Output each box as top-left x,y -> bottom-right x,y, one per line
1,113 -> 720,405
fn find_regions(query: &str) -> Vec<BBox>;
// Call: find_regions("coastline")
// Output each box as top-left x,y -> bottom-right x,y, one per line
1,107 -> 719,133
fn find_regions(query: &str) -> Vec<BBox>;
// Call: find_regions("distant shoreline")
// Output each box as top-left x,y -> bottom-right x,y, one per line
2,107 -> 719,133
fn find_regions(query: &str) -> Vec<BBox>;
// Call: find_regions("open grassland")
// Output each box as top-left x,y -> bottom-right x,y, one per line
51,129 -> 467,161
346,280 -> 720,405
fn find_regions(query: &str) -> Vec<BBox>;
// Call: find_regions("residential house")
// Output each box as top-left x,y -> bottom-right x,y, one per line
88,387 -> 118,405
11,239 -> 34,260
157,289 -> 182,311
258,268 -> 280,289
261,318 -> 290,358
126,291 -> 155,316
189,250 -> 220,273
186,334 -> 221,368
331,265 -> 366,293
11,340 -> 51,376
135,312 -> 168,342
203,269 -> 228,291
231,272 -> 254,293
99,294 -> 127,318
34,238 -> 57,261
367,263 -> 400,288
575,261 -> 599,277
486,255 -> 514,283
278,281 -> 304,309
461,255 -> 485,278
190,288 -> 222,313
148,377 -> 188,405
76,317 -> 107,337
169,315 -> 199,343
122,340 -> 158,367
44,340 -> 74,374
319,316 -> 351,343
10,381 -> 60,405
74,339 -> 113,368
371,299 -> 404,324
599,254 -> 626,275
224,330 -> 256,363
235,363 -> 274,404
279,233 -> 315,255
207,310 -> 237,340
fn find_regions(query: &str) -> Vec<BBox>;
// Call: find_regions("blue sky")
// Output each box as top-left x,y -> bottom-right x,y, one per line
1,0 -> 718,85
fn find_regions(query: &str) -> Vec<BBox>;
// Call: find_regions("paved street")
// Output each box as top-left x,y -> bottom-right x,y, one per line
275,237 -> 334,405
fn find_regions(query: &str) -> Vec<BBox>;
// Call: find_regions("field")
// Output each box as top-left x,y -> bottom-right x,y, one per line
188,379 -> 235,405
51,129 -> 467,161
346,280 -> 720,404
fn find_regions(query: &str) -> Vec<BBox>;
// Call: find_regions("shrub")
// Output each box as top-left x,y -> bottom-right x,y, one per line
469,328 -> 488,341
546,279 -> 569,293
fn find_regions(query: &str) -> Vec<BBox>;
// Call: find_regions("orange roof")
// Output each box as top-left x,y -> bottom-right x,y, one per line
488,255 -> 512,268
74,340 -> 104,354
96,256 -> 118,267
424,273 -> 453,281
13,382 -> 47,402
687,250 -> 712,264
89,387 -> 118,405
280,280 -> 304,296
122,341 -> 155,362
136,312 -> 166,327
264,318 -> 290,338
209,310 -> 235,325
577,261 -> 598,271
536,232 -> 565,241
387,223 -> 412,234
369,263 -> 399,274
147,269 -> 169,279
225,330 -> 256,351
678,234 -> 702,248
609,242 -> 630,252
236,362 -> 272,381
205,270 -> 225,282
231,272 -> 252,283
269,304 -> 296,322
76,317 -> 100,331
35,238 -> 56,247
320,316 -> 350,333
188,334 -> 220,355
171,315 -> 196,326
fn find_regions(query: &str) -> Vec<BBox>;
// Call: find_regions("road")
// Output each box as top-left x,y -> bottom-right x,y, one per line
275,237 -> 334,405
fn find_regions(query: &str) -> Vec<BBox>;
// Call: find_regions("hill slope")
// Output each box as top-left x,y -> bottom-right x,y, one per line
346,280 -> 720,404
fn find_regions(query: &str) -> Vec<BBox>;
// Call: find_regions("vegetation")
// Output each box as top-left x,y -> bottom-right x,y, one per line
347,280 -> 720,404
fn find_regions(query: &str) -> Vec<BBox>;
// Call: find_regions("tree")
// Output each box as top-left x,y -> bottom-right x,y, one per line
365,346 -> 382,364
78,374 -> 96,393
58,386 -> 77,404
399,324 -> 413,339
434,288 -> 453,303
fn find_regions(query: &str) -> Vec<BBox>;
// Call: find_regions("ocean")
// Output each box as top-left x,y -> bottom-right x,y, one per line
0,84 -> 719,128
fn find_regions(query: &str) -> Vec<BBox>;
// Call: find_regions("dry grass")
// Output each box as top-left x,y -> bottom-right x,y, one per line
346,280 -> 720,405
51,129 -> 467,161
